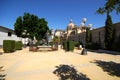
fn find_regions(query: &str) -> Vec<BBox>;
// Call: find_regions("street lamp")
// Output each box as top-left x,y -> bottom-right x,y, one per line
82,18 -> 87,23
81,18 -> 92,55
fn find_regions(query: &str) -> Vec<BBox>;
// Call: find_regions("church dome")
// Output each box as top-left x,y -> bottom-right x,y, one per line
67,19 -> 75,30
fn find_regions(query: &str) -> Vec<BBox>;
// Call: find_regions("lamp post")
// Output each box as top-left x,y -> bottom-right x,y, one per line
81,18 -> 92,55
46,30 -> 50,45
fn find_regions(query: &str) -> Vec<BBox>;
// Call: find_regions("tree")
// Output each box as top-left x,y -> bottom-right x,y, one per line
52,36 -> 60,44
96,0 -> 120,14
14,16 -> 23,37
86,28 -> 91,43
105,0 -> 120,14
96,0 -> 117,50
37,18 -> 49,40
105,14 -> 113,50
14,12 -> 49,41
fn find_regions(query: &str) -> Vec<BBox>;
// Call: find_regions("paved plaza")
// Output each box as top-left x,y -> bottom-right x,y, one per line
0,48 -> 120,80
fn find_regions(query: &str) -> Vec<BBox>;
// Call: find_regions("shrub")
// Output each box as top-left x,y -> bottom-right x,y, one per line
68,41 -> 74,51
3,40 -> 15,53
74,42 -> 79,47
112,36 -> 120,52
74,41 -> 83,49
63,41 -> 68,51
49,42 -> 53,46
15,41 -> 22,50
63,41 -> 74,51
86,42 -> 100,50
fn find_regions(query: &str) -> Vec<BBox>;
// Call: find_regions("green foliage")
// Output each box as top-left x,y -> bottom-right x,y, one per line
14,12 -> 49,40
74,41 -> 83,47
63,41 -> 74,51
49,42 -> 53,46
112,36 -> 120,52
105,0 -> 120,14
105,14 -> 114,50
3,40 -> 15,53
96,0 -> 115,50
96,0 -> 120,14
96,8 -> 106,14
74,42 -> 80,47
63,41 -> 68,51
86,28 -> 92,43
15,41 -> 23,50
53,36 -> 60,44
14,16 -> 23,37
68,41 -> 74,51
86,42 -> 100,50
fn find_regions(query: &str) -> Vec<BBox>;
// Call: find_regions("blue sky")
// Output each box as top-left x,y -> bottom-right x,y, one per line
0,0 -> 120,30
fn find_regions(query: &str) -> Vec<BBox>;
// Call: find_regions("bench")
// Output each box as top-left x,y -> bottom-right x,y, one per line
37,46 -> 52,51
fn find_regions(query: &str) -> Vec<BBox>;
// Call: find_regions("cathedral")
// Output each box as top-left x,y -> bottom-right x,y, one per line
54,19 -> 88,42
64,19 -> 87,40
54,19 -> 120,49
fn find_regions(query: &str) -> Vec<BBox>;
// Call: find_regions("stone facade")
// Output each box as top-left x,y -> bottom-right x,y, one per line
54,29 -> 64,37
114,23 -> 120,42
91,27 -> 105,48
64,19 -> 86,41
47,20 -> 120,49
91,22 -> 120,48
66,22 -> 120,48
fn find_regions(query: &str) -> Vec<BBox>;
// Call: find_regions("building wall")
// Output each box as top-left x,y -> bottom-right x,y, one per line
91,22 -> 120,48
91,27 -> 105,48
55,30 -> 64,38
67,22 -> 120,48
68,32 -> 85,44
78,32 -> 85,44
0,28 -> 21,46
55,31 -> 61,37
68,34 -> 78,41
114,23 -> 120,42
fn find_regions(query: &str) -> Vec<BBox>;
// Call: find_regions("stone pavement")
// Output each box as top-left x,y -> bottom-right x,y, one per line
0,48 -> 120,80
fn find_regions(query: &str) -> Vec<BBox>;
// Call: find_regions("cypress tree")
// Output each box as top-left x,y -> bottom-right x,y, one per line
105,13 -> 114,50
86,28 -> 91,43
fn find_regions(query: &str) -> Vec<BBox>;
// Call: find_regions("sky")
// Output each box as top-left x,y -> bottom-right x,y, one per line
0,0 -> 120,30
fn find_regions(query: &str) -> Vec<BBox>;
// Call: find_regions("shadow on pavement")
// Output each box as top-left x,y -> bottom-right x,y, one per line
53,64 -> 90,80
0,66 -> 6,80
87,49 -> 120,55
0,52 -> 3,55
91,60 -> 120,77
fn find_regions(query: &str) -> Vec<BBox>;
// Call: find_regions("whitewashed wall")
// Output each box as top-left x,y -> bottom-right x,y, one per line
0,31 -> 21,46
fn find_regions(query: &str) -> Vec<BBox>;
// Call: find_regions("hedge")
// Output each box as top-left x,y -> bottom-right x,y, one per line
15,41 -> 22,50
3,40 -> 15,53
112,36 -> 120,52
74,42 -> 79,47
63,41 -> 68,51
86,42 -> 100,50
68,41 -> 74,51
63,41 -> 74,51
